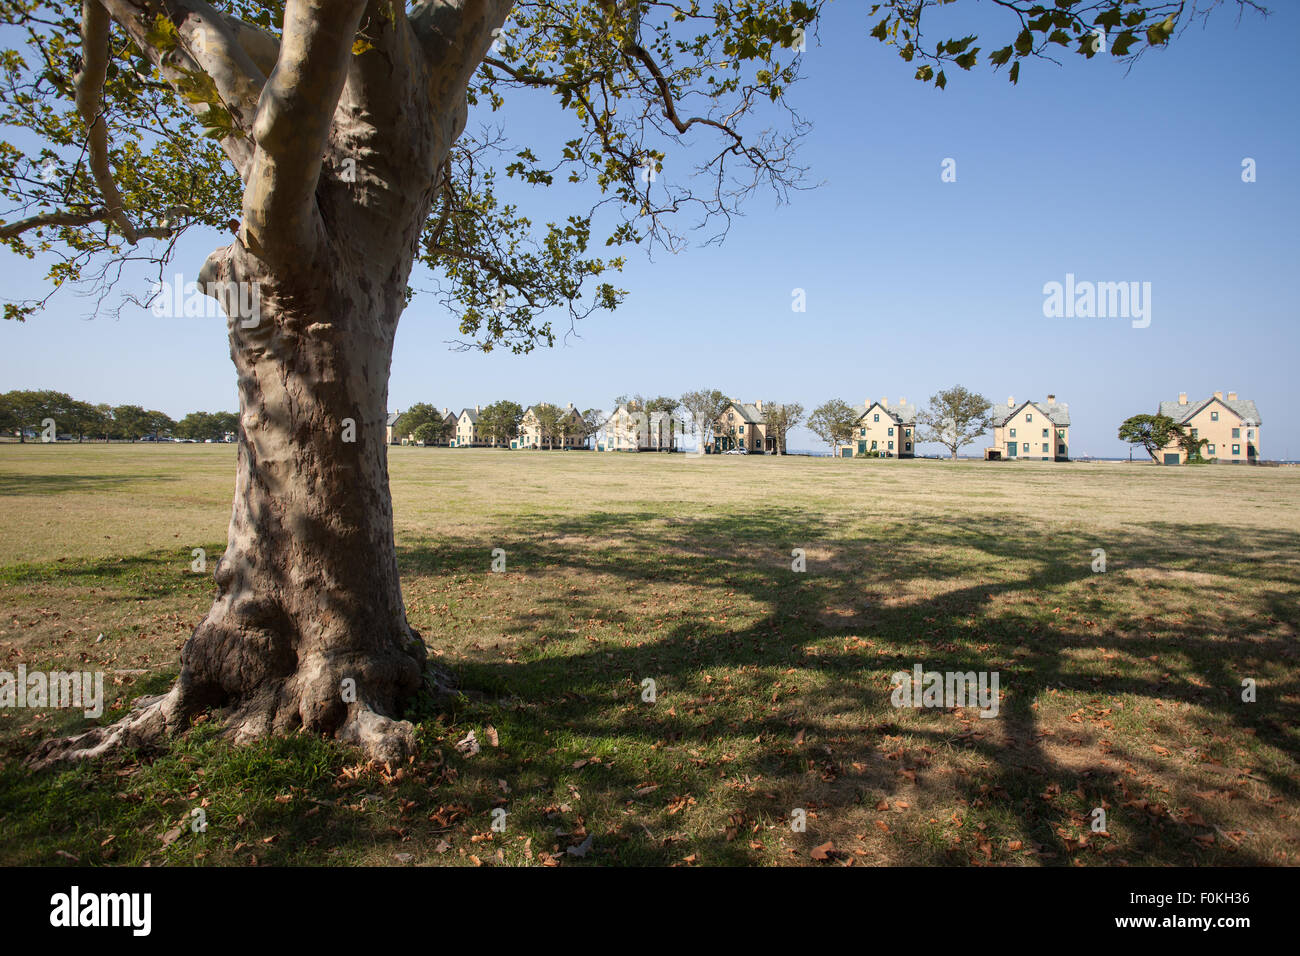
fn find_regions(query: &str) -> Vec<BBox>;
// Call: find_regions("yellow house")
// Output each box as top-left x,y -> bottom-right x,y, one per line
1157,391 -> 1261,465
519,403 -> 586,449
605,402 -> 678,451
850,397 -> 917,458
989,395 -> 1070,461
452,406 -> 484,447
713,401 -> 773,453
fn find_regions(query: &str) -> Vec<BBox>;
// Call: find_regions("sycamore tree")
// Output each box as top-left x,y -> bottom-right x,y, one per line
0,0 -> 1257,764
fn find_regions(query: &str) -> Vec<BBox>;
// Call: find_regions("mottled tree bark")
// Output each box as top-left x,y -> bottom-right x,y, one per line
32,0 -> 513,766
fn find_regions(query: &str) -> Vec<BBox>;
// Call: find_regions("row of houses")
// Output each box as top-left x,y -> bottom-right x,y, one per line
387,402 -> 682,451
388,389 -> 1263,463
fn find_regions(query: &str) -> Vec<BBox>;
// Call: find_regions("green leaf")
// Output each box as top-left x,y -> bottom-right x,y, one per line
1147,15 -> 1175,46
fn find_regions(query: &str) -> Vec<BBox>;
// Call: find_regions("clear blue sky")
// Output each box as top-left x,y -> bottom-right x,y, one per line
2,2 -> 1297,457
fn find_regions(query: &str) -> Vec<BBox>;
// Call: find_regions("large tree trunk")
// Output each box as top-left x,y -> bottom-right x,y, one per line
33,251 -> 428,765
30,0 -> 514,769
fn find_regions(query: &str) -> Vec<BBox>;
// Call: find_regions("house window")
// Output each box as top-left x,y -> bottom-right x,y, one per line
1057,429 -> 1065,439
873,414 -> 879,422
1042,443 -> 1049,453
905,442 -> 912,451
871,441 -> 877,450
1026,413 -> 1033,423
1042,428 -> 1049,438
1232,444 -> 1240,455
1058,444 -> 1066,455
1191,428 -> 1198,439
739,425 -> 745,434
888,427 -> 894,436
1247,429 -> 1255,439
1232,427 -> 1240,438
888,441 -> 894,450
1022,443 -> 1029,453
1211,411 -> 1218,421
1208,444 -> 1216,455
905,428 -> 912,437
1009,428 -> 1016,438
860,427 -> 866,437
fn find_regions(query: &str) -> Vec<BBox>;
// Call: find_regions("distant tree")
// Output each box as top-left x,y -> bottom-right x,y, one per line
480,400 -> 524,446
394,403 -> 440,443
645,395 -> 679,415
581,408 -> 607,448
112,405 -> 151,442
0,390 -> 46,441
918,386 -> 993,460
808,399 -> 857,455
1118,414 -> 1185,463
145,410 -> 175,441
764,401 -> 804,455
411,420 -> 448,446
680,389 -> 729,453
532,403 -> 563,449
176,411 -> 239,442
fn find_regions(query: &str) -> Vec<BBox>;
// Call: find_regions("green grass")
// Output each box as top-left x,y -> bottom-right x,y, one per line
1,444 -> 1297,866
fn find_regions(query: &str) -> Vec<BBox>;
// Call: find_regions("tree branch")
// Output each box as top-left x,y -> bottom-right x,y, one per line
242,0 -> 368,261
75,0 -> 138,242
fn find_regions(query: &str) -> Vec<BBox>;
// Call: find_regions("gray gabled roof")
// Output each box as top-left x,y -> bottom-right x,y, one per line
990,399 -> 1070,427
856,400 -> 918,425
386,411 -> 401,427
459,407 -> 479,423
1158,396 -> 1261,425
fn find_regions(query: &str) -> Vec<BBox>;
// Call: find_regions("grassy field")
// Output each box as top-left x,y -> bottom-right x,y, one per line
1,444 -> 1297,867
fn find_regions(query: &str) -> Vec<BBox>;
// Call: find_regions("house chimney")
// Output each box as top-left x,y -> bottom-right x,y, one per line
567,402 -> 574,409
755,400 -> 763,411
1178,392 -> 1187,405
1046,394 -> 1056,404
1007,396 -> 1015,408
880,396 -> 888,408
1227,391 -> 1237,401
475,404 -> 481,413
442,407 -> 448,416
1213,391 -> 1223,400
898,397 -> 905,407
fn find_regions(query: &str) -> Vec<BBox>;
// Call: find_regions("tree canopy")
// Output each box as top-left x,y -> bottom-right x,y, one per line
1,1 -> 1256,332
1119,413 -> 1185,461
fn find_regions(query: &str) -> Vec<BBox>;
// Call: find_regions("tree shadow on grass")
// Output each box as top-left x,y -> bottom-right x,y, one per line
398,509 -> 1299,866
0,473 -> 180,496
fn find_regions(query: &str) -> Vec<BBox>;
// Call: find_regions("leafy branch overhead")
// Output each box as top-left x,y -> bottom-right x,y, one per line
0,0 -> 1264,333
867,0 -> 1259,89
